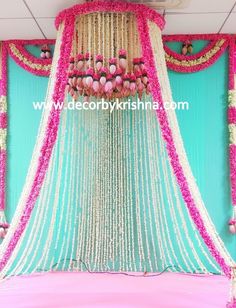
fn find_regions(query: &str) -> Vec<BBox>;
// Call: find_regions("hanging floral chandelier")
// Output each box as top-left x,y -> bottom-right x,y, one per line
67,10 -> 151,101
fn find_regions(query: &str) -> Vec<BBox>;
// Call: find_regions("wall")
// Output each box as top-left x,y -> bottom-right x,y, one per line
6,42 -> 236,267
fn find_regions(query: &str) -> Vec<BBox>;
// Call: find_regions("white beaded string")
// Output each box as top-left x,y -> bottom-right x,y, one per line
107,109 -> 113,269
141,108 -> 159,270
75,109 -> 86,271
145,107 -> 165,270
111,110 -> 116,269
69,109 -> 82,271
149,107 -> 180,270
158,121 -> 194,272
76,109 -> 88,271
62,110 -> 77,271
132,108 -> 145,271
137,109 -> 153,271
84,110 -> 94,269
122,110 -> 132,271
43,104 -> 72,271
90,110 -> 99,269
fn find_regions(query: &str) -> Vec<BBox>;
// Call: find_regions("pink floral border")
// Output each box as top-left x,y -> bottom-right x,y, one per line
0,113 -> 7,128
55,0 -> 165,30
163,33 -> 230,42
0,42 -> 7,216
229,37 -> 235,91
228,37 -> 236,210
7,39 -> 55,46
228,107 -> 236,124
0,151 -> 6,212
230,145 -> 236,205
5,40 -> 55,77
136,12 -> 231,277
0,42 -> 7,96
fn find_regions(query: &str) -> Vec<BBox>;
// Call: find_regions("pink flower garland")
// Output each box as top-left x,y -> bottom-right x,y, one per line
163,37 -> 229,73
5,40 -> 55,77
7,39 -> 55,46
163,33 -> 231,41
0,42 -> 7,216
229,37 -> 235,91
0,151 -> 6,211
0,108 -> 7,214
0,113 -> 7,128
136,12 -> 231,277
163,34 -> 229,60
55,0 -> 165,31
230,145 -> 236,205
229,108 -> 236,124
0,19 -> 74,271
0,42 -> 7,97
228,37 -> 236,217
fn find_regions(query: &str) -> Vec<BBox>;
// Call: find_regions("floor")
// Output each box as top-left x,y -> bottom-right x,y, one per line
0,271 -> 229,308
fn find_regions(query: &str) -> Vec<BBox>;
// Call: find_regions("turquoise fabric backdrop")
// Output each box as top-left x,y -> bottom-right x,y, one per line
6,43 -> 236,266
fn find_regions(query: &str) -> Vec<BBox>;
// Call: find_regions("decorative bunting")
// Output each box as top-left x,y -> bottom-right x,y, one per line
163,34 -> 230,73
5,40 -> 55,77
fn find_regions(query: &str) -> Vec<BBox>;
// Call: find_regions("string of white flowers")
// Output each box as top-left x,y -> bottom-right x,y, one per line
126,106 -> 136,271
150,109 -> 184,271
145,107 -> 166,270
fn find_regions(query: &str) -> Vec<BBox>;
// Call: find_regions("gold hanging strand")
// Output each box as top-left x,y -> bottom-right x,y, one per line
0,42 -> 2,79
98,12 -> 101,55
93,13 -> 96,68
102,12 -> 105,65
116,13 -> 119,59
83,15 -> 87,54
121,14 -> 124,50
111,13 -> 114,58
